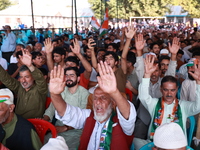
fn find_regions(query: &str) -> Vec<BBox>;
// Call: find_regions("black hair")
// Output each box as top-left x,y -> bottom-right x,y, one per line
159,55 -> 170,63
64,67 -> 80,77
107,43 -> 118,50
149,42 -> 159,50
127,52 -> 136,65
177,50 -> 184,55
103,51 -> 119,62
161,75 -> 178,87
192,50 -> 200,57
64,56 -> 79,66
52,47 -> 66,56
31,51 -> 42,60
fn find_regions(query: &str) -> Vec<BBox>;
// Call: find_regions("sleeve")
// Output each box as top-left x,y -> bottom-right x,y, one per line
135,56 -> 145,83
181,84 -> 200,116
138,78 -> 158,112
180,81 -> 188,101
116,101 -> 136,136
30,129 -> 42,150
0,65 -> 20,93
164,60 -> 177,77
43,102 -> 55,121
55,104 -> 91,129
31,67 -> 48,95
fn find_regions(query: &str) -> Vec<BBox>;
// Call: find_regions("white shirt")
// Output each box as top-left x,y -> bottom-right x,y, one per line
10,55 -> 18,63
0,58 -> 8,70
180,79 -> 196,101
55,101 -> 136,150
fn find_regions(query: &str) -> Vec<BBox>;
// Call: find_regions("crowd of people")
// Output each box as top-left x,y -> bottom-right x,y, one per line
0,22 -> 200,150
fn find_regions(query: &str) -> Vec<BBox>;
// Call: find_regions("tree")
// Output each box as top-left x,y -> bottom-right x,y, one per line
171,0 -> 200,18
0,0 -> 12,11
88,0 -> 172,20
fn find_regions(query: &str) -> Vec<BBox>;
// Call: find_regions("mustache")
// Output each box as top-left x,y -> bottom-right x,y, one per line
66,80 -> 73,82
166,95 -> 172,98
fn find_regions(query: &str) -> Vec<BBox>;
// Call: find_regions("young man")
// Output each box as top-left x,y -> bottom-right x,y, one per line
48,61 -> 136,150
43,67 -> 89,149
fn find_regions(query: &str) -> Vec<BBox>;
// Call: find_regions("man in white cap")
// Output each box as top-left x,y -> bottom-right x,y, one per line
153,122 -> 187,150
0,88 -> 42,150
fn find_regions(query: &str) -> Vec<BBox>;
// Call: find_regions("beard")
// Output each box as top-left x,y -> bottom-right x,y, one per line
65,79 -> 78,88
93,103 -> 112,123
188,72 -> 195,81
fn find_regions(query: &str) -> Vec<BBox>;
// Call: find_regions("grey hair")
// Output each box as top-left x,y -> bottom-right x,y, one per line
19,65 -> 30,73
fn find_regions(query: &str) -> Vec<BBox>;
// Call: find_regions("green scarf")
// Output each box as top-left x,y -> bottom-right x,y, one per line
150,98 -> 183,140
98,112 -> 116,150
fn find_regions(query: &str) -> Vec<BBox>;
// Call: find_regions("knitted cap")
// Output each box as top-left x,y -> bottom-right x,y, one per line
154,122 -> 187,149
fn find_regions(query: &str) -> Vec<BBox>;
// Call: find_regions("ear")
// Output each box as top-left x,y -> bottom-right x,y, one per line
77,76 -> 80,83
114,61 -> 118,66
9,104 -> 15,113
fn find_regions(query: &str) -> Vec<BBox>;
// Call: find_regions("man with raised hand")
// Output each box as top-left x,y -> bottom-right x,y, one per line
134,54 -> 200,149
49,61 -> 136,150
0,49 -> 47,119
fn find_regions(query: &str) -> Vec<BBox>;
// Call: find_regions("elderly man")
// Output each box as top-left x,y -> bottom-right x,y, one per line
0,88 -> 42,150
0,49 -> 47,119
135,55 -> 200,149
49,61 -> 136,150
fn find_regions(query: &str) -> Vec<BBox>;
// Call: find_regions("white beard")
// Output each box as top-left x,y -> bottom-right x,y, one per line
93,103 -> 112,123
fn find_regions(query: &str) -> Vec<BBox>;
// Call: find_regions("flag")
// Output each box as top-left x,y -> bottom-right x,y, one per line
90,16 -> 100,31
99,8 -> 109,37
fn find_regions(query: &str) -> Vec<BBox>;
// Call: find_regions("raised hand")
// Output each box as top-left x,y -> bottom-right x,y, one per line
144,55 -> 158,78
49,65 -> 65,94
125,25 -> 136,39
97,61 -> 117,94
18,48 -> 32,67
44,38 -> 54,54
135,34 -> 146,51
189,61 -> 200,85
168,37 -> 180,55
88,38 -> 96,50
70,38 -> 80,55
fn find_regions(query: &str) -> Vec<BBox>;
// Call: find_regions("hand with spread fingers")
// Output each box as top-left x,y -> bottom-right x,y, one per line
44,38 -> 54,54
70,38 -> 81,55
97,61 -> 117,94
168,37 -> 180,55
144,55 -> 158,78
49,65 -> 66,95
135,34 -> 146,52
125,25 -> 136,40
19,48 -> 32,67
189,61 -> 200,85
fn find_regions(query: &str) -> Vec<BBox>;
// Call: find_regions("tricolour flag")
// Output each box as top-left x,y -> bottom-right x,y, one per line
99,8 -> 109,37
91,16 -> 100,31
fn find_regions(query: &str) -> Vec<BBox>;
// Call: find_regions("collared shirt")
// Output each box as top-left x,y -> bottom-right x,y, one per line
1,32 -> 16,52
139,78 -> 200,137
55,101 -> 136,150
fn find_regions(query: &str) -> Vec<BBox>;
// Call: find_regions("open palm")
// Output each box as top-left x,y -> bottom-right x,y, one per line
49,66 -> 65,94
97,61 -> 117,94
